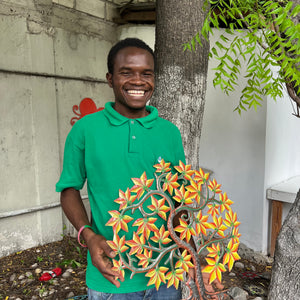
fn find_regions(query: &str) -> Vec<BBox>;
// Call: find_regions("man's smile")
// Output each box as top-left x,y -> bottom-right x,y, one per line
126,90 -> 146,96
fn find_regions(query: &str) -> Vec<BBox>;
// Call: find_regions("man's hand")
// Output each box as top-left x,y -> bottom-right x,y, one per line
86,233 -> 124,287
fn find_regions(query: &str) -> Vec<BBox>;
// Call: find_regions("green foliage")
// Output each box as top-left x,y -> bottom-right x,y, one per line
36,256 -> 43,262
56,258 -> 81,268
184,0 -> 300,113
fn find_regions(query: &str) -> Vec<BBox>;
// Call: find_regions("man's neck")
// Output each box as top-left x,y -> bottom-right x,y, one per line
113,104 -> 149,119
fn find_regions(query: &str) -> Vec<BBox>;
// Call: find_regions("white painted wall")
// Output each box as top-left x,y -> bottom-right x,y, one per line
262,78 -> 300,253
199,30 -> 267,252
118,27 -> 288,253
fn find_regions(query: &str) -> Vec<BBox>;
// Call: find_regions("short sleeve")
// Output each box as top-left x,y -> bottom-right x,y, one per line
56,123 -> 86,192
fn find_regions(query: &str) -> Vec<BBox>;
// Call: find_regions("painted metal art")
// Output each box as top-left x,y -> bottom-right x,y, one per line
70,98 -> 104,126
106,159 -> 241,299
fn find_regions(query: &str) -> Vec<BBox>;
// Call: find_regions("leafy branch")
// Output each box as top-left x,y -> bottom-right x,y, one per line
184,0 -> 300,116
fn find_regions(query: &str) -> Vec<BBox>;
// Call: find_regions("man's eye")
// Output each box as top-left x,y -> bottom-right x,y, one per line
143,73 -> 153,77
121,72 -> 130,75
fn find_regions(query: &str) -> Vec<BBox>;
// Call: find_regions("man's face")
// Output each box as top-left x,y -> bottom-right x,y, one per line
106,46 -> 155,117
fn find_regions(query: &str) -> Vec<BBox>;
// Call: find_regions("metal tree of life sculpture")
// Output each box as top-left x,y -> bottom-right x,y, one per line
106,160 -> 241,300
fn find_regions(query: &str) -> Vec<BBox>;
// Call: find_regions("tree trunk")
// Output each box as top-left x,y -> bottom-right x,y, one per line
152,0 -> 209,169
268,190 -> 300,299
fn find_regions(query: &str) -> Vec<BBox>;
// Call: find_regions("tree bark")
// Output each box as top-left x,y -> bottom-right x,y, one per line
268,190 -> 300,299
152,0 -> 209,169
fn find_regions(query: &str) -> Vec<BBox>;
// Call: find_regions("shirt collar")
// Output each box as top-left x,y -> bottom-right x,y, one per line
103,102 -> 158,129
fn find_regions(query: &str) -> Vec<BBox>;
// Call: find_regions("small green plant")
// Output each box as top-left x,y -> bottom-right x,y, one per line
76,246 -> 83,260
61,224 -> 67,238
38,284 -> 47,297
36,256 -> 43,262
23,288 -> 32,295
56,258 -> 81,268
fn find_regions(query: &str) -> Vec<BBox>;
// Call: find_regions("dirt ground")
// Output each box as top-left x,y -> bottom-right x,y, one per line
0,236 -> 272,300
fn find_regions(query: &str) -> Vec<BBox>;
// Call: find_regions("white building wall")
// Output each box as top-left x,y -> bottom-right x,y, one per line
262,82 -> 300,253
119,27 -> 268,252
198,30 -> 267,252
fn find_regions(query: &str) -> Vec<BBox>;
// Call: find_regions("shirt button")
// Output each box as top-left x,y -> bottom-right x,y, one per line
131,120 -> 134,124
132,136 -> 136,140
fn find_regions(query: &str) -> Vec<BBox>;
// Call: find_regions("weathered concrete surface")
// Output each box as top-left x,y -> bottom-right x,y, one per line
0,0 -> 117,257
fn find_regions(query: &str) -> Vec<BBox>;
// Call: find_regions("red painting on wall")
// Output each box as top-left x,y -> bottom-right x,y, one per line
70,98 -> 104,126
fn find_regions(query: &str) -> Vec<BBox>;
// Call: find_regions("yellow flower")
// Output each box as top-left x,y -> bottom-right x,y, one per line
186,179 -> 202,204
207,202 -> 220,217
114,188 -> 137,210
194,168 -> 210,183
219,192 -> 233,212
224,208 -> 241,228
223,239 -> 241,271
174,218 -> 196,242
166,268 -> 185,289
136,248 -> 153,268
146,266 -> 169,290
106,234 -> 128,254
163,172 -> 180,195
174,161 -> 194,180
147,196 -> 170,221
207,243 -> 221,259
151,225 -> 172,245
106,210 -> 133,234
153,158 -> 171,173
175,249 -> 194,272
132,217 -> 158,239
208,179 -> 222,194
208,215 -> 227,237
173,185 -> 194,205
195,211 -> 210,236
231,227 -> 241,243
112,259 -> 125,280
126,232 -> 145,255
131,172 -> 154,199
202,256 -> 226,284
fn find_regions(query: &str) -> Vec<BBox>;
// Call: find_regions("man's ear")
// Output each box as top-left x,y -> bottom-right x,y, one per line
106,73 -> 113,88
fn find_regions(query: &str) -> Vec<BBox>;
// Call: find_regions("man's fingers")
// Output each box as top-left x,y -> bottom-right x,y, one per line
102,273 -> 121,288
100,239 -> 117,258
95,259 -> 123,286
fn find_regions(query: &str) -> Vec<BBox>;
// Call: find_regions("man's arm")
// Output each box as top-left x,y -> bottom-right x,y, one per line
60,188 -> 124,287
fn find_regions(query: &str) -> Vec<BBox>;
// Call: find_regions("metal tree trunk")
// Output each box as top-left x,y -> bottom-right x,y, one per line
151,0 -> 209,169
268,190 -> 300,299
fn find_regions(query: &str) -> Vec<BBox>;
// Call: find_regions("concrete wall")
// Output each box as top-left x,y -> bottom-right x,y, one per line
0,0 -> 118,257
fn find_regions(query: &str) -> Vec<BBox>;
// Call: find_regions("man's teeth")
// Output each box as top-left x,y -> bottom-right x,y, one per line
127,90 -> 145,96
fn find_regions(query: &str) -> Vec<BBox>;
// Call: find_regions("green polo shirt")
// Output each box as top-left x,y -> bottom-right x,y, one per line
56,102 -> 185,293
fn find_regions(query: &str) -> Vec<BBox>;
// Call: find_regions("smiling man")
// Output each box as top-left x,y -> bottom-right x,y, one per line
56,38 -> 186,300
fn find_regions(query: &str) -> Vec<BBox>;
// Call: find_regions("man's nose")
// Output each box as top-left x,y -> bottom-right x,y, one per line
130,73 -> 144,84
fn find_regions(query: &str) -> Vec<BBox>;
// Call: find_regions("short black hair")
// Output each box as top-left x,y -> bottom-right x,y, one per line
107,38 -> 154,74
